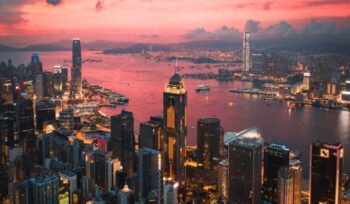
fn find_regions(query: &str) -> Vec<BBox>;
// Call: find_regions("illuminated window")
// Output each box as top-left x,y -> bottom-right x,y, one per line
167,105 -> 175,129
168,137 -> 176,160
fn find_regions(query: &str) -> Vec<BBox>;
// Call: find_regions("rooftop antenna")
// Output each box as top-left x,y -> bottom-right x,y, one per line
175,58 -> 178,74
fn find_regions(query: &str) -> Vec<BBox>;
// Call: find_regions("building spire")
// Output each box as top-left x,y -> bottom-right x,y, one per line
175,58 -> 178,74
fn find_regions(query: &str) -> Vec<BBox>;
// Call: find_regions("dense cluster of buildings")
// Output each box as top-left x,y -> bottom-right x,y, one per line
0,38 -> 349,204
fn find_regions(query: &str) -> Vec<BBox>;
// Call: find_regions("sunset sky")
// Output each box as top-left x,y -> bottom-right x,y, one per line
0,0 -> 349,46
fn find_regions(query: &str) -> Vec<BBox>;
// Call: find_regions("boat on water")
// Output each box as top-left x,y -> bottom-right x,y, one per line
195,84 -> 211,92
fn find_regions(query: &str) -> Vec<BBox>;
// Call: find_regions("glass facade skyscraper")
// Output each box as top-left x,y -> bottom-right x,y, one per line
309,142 -> 343,204
163,73 -> 187,185
228,127 -> 263,203
70,39 -> 82,99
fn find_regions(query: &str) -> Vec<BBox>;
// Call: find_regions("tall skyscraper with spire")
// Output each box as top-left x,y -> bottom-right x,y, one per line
243,32 -> 251,73
163,73 -> 187,185
70,38 -> 82,99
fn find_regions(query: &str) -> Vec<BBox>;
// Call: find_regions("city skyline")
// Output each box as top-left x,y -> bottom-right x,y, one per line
1,1 -> 350,203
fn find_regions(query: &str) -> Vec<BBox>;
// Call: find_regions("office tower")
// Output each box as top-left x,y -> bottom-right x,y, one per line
110,110 -> 135,176
59,171 -> 77,204
82,176 -> 94,201
139,116 -> 163,150
277,159 -> 302,204
243,32 -> 251,72
8,181 -> 30,204
85,148 -> 106,191
29,176 -> 59,204
22,80 -> 34,99
118,185 -> 135,204
0,115 -> 16,200
61,67 -> 68,92
45,71 -> 55,97
251,53 -> 267,72
228,127 -> 263,203
0,115 -> 17,149
106,156 -> 121,192
42,131 -> 70,163
34,72 -> 46,99
86,148 -> 121,192
303,72 -> 311,91
1,79 -> 14,102
35,99 -> 56,132
309,142 -> 343,204
163,179 -> 178,204
70,39 -> 82,99
88,186 -> 105,204
163,73 -> 187,183
52,65 -> 63,94
15,97 -> 36,161
262,143 -> 290,204
327,81 -> 337,95
342,80 -> 350,101
138,147 -> 162,204
217,159 -> 228,201
28,53 -> 43,76
197,117 -> 222,169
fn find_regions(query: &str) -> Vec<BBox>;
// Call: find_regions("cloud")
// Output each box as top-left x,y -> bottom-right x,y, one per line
0,1 -> 33,26
95,0 -> 123,12
181,19 -> 350,53
245,20 -> 260,33
140,34 -> 159,38
263,2 -> 272,10
258,21 -> 294,38
46,0 -> 62,6
303,0 -> 350,7
182,26 -> 241,41
96,0 -> 104,12
0,11 -> 27,26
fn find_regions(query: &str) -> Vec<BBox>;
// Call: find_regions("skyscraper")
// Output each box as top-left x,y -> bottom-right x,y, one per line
29,176 -> 59,204
15,96 -> 36,161
85,148 -> 121,192
262,143 -> 290,204
59,171 -> 77,204
34,73 -> 46,99
70,39 -> 82,99
309,142 -> 343,204
35,99 -> 56,132
139,116 -> 163,151
163,179 -> 178,204
163,73 -> 187,184
217,159 -> 228,201
228,127 -> 263,203
138,147 -> 162,204
110,110 -> 135,176
277,159 -> 302,204
0,115 -> 16,200
243,32 -> 251,73
303,72 -> 311,92
197,117 -> 222,169
118,185 -> 135,204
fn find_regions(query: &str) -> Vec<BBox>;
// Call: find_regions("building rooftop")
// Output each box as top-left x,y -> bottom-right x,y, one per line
225,127 -> 264,148
169,73 -> 182,85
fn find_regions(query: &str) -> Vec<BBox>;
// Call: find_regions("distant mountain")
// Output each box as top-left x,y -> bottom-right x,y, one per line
0,44 -> 19,52
84,40 -> 135,50
173,40 -> 241,50
1,37 -> 350,54
103,43 -> 171,54
21,44 -> 69,51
